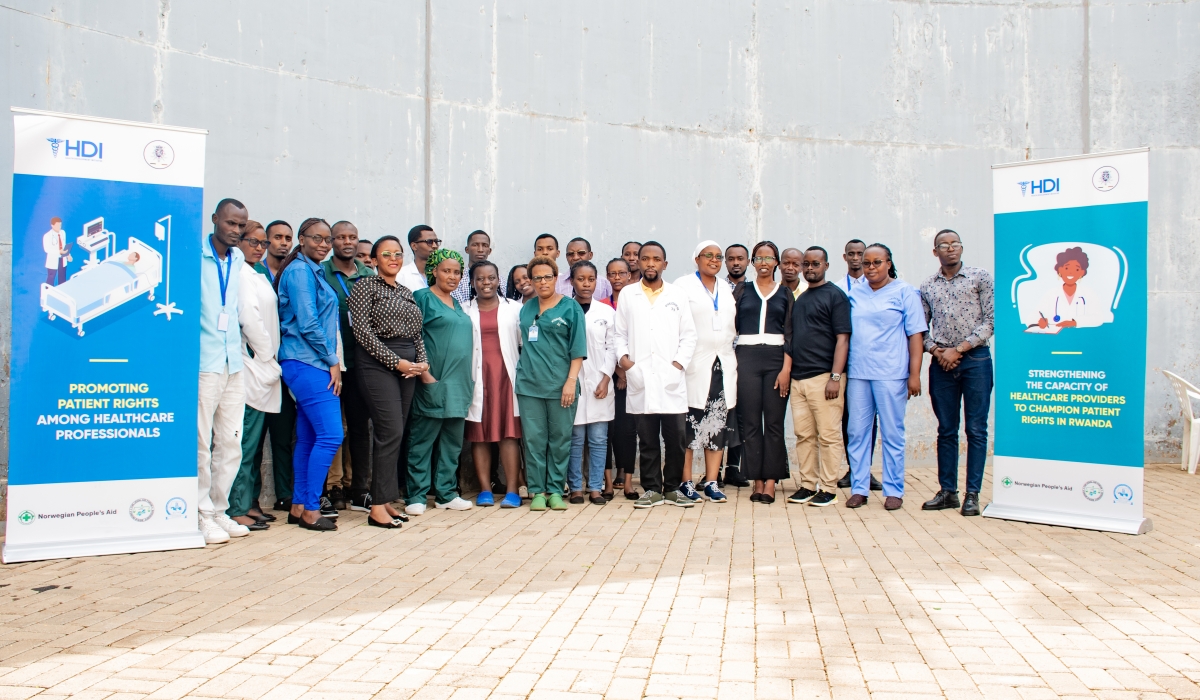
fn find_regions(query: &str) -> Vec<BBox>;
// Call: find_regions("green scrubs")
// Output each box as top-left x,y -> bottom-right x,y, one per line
515,296 -> 588,495
228,407 -> 266,517
408,288 -> 475,505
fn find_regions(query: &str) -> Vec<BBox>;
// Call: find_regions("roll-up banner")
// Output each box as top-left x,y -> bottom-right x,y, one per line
987,147 -> 1151,535
5,108 -> 208,562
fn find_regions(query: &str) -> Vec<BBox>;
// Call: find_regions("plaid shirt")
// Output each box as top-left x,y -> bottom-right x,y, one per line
919,264 -> 994,352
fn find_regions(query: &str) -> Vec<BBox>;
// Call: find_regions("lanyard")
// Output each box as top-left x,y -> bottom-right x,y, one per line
210,237 -> 231,308
696,272 -> 718,312
334,272 -> 351,299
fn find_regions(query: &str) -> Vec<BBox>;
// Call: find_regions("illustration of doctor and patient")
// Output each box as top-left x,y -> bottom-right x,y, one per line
1014,242 -> 1126,334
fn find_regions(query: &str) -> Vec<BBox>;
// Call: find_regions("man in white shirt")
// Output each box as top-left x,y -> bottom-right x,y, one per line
42,216 -> 68,286
398,224 -> 439,291
833,238 -> 882,492
614,241 -> 698,509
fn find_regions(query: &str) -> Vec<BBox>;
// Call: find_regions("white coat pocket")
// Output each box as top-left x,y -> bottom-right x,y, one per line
626,364 -> 646,393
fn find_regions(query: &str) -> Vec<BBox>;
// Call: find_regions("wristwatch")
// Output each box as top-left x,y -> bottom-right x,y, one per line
830,373 -> 842,382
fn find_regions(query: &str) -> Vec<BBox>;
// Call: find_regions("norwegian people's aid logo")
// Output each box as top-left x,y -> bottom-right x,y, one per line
1082,480 -> 1104,502
1001,477 -> 1013,488
17,510 -> 35,525
1092,166 -> 1119,192
143,140 -> 175,169
164,497 -> 187,519
129,499 -> 154,522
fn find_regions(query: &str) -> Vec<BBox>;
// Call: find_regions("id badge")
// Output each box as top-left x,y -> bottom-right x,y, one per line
528,325 -> 539,342
217,312 -> 229,332
712,316 -> 722,331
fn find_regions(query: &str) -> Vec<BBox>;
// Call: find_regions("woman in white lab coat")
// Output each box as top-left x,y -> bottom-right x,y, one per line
1033,247 -> 1093,329
674,240 -> 738,504
465,261 -> 524,509
567,261 -> 617,505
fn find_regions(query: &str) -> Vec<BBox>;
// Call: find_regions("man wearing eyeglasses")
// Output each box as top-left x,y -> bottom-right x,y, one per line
919,229 -> 994,517
556,237 -> 613,300
399,225 -> 439,291
452,229 -> 507,303
321,221 -> 376,513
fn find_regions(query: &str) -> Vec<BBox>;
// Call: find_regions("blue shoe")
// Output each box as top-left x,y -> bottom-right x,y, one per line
704,481 -> 728,503
679,480 -> 703,502
476,492 -> 495,507
499,493 -> 522,508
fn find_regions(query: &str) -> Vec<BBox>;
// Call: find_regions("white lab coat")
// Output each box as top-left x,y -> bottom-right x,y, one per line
1036,281 -> 1096,328
466,297 -> 523,422
238,263 -> 282,413
673,272 -> 738,410
574,301 -> 617,425
43,228 -> 65,270
614,281 -> 697,415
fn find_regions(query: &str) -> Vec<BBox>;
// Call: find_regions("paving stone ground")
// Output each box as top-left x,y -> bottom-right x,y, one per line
0,463 -> 1198,699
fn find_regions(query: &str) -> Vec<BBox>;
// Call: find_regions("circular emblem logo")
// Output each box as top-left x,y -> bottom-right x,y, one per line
17,510 -> 35,525
1001,477 -> 1013,488
129,498 -> 155,522
1092,166 -> 1119,192
143,140 -> 175,169
164,497 -> 187,519
1082,480 -> 1104,502
1113,484 -> 1134,504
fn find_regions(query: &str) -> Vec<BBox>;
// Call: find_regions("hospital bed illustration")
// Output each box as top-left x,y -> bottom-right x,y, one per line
40,237 -> 163,336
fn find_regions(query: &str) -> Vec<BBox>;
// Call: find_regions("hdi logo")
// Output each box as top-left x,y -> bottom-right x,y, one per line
1018,178 -> 1059,196
47,138 -> 104,160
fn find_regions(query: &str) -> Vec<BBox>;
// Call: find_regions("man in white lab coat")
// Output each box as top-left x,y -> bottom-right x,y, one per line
614,241 -> 698,509
42,216 -> 67,286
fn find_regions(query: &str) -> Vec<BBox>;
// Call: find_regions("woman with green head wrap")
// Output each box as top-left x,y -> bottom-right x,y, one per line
405,247 -> 476,514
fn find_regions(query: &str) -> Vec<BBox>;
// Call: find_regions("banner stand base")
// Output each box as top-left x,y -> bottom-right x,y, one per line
3,531 -> 206,564
983,502 -> 1152,535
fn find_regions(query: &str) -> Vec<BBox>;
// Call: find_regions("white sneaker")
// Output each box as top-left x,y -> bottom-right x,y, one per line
213,514 -> 250,537
405,503 -> 426,516
201,517 -> 230,545
436,496 -> 473,511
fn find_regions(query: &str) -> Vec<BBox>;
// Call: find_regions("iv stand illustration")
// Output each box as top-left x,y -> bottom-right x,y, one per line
152,215 -> 183,320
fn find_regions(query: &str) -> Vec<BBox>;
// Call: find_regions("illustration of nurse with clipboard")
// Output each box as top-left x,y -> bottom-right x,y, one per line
1030,246 -> 1092,331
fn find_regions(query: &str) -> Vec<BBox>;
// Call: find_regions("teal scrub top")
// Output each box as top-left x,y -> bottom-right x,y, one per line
413,288 -> 475,418
515,296 -> 588,400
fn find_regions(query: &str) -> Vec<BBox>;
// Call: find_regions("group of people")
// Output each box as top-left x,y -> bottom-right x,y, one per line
195,197 -> 995,545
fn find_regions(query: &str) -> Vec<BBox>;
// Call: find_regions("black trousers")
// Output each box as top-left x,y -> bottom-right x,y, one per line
356,341 -> 417,505
635,413 -> 686,495
607,382 -> 638,475
736,345 -> 790,481
340,366 -> 374,497
261,378 -> 295,502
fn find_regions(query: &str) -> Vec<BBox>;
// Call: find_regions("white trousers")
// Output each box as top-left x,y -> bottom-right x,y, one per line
198,369 -> 245,518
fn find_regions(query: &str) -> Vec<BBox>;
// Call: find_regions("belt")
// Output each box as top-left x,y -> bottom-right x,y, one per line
736,333 -> 784,346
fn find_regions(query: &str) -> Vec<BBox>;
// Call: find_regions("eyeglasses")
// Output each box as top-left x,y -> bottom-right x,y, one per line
800,260 -> 825,268
240,238 -> 269,249
698,253 -> 724,262
752,256 -> 776,264
935,243 -> 963,252
304,234 -> 332,245
863,259 -> 889,268
530,274 -> 556,283
608,270 -> 630,278
377,251 -> 403,260
416,238 -> 442,246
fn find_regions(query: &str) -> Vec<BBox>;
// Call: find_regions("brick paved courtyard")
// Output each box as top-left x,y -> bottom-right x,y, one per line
0,463 -> 1198,699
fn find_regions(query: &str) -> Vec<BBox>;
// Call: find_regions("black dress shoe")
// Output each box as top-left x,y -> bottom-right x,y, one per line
869,475 -> 884,491
836,471 -> 852,489
960,492 -> 981,516
368,516 -> 402,529
287,513 -> 302,524
299,516 -> 338,531
922,490 -> 961,511
274,499 -> 292,512
246,521 -> 270,531
723,466 -> 751,488
255,512 -> 277,523
750,492 -> 763,502
760,493 -> 775,504
390,511 -> 410,523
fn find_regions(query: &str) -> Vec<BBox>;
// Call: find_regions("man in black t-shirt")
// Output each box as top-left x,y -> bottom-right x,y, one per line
785,247 -> 851,507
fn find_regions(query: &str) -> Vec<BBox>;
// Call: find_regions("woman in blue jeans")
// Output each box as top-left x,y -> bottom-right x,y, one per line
568,261 -> 616,505
275,217 -> 343,531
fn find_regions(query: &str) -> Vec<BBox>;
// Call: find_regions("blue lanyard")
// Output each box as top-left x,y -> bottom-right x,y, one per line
209,237 -> 231,308
697,271 -> 718,311
334,272 -> 351,299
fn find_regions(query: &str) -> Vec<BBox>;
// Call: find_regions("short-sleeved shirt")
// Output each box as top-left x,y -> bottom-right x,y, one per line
515,296 -> 588,399
789,282 -> 852,380
847,279 -> 928,381
412,288 -> 475,418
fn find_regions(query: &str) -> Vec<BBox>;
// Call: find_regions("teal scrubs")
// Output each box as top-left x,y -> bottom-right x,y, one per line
515,296 -> 588,495
408,289 -> 475,505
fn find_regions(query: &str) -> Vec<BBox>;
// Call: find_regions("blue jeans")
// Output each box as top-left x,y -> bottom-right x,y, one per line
846,378 -> 908,498
569,422 -> 609,492
281,360 -> 344,511
929,346 -> 993,494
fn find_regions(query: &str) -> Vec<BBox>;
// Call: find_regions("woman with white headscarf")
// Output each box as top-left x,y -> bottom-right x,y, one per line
671,240 -> 739,503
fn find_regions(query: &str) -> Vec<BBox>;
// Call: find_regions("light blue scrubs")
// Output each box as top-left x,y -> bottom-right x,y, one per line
846,278 -> 927,498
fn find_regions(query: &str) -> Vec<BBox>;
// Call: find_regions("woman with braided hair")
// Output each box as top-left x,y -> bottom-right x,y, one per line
276,217 -> 344,531
405,247 -> 476,514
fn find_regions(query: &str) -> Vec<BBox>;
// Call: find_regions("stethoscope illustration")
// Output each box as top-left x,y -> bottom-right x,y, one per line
1053,294 -> 1085,323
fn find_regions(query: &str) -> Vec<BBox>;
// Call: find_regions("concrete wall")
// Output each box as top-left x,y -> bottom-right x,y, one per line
2,1 -> 1198,496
